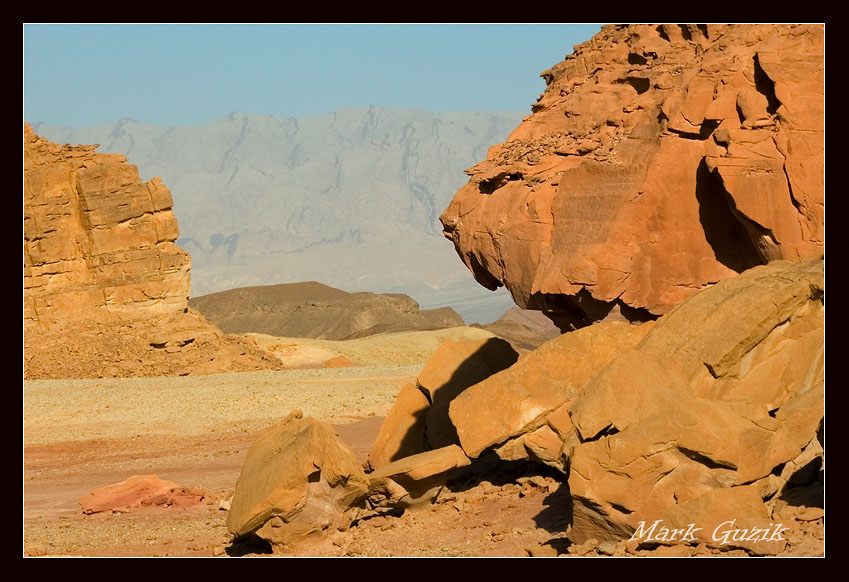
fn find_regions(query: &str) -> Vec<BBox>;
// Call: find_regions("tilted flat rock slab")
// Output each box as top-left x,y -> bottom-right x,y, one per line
367,445 -> 471,508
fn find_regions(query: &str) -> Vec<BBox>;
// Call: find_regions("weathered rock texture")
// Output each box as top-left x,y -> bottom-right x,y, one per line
24,122 -> 189,328
226,411 -> 370,547
24,124 -> 280,378
446,259 -> 823,554
441,24 -> 824,330
189,281 -> 465,340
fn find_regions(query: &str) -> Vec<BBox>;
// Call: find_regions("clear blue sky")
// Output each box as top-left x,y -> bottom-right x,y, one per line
24,23 -> 604,128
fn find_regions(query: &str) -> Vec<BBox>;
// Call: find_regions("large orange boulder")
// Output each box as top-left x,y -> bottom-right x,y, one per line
440,24 -> 823,330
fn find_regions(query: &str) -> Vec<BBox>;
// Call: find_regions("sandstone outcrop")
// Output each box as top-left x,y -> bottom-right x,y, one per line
23,124 -> 280,378
440,24 -> 824,330
25,122 -> 189,328
443,259 -> 823,554
189,281 -> 465,340
367,337 -> 518,470
80,475 -> 208,514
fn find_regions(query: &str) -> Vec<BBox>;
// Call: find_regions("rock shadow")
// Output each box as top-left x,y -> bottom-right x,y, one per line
533,479 -> 574,536
226,535 -> 273,556
695,158 -> 764,273
384,337 -> 519,463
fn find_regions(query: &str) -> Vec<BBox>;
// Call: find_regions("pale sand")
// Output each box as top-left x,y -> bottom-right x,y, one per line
24,326 -> 497,446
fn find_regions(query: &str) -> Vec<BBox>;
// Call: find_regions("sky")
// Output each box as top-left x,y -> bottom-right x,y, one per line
24,23 -> 604,128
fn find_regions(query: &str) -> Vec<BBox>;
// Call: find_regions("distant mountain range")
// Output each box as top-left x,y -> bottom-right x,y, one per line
32,106 -> 525,324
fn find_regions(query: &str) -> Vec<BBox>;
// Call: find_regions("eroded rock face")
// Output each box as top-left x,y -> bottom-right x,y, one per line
440,24 -> 823,330
24,123 -> 189,329
23,124 -> 281,379
446,260 -> 823,554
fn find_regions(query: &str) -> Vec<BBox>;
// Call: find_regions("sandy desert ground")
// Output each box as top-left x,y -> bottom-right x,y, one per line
23,326 -> 824,557
23,327 -> 556,557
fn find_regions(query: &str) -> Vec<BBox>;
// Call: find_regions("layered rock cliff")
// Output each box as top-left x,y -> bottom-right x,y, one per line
23,124 -> 280,378
441,24 -> 824,330
24,123 -> 190,328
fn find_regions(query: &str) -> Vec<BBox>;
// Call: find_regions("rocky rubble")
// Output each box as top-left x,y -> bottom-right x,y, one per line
440,24 -> 824,331
226,410 -> 472,547
23,124 -> 281,378
225,261 -> 822,555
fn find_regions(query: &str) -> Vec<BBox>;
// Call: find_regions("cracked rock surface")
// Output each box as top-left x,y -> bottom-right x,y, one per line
440,24 -> 823,331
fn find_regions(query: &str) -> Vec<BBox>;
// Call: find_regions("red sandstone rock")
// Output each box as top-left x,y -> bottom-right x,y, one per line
440,24 -> 823,330
324,355 -> 357,368
80,475 -> 208,514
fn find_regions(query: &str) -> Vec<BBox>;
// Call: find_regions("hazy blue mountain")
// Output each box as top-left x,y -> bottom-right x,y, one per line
32,106 -> 525,323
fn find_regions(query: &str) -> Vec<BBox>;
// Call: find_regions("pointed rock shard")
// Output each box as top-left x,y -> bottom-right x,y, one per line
416,337 -> 519,449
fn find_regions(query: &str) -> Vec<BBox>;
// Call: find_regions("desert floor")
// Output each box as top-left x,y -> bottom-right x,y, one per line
23,328 -> 824,557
